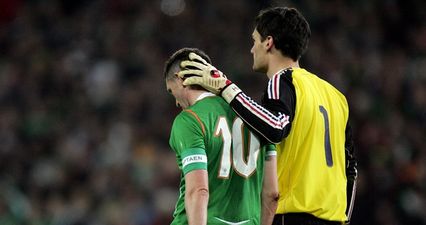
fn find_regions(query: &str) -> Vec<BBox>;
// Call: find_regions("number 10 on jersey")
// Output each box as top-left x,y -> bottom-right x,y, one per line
215,117 -> 261,178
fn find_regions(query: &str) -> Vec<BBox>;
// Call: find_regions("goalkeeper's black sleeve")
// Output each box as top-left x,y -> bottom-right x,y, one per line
228,69 -> 296,144
345,123 -> 357,223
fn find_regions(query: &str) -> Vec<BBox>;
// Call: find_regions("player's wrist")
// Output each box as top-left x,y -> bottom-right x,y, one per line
221,83 -> 242,103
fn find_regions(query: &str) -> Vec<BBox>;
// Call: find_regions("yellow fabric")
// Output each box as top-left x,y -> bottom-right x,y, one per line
276,68 -> 349,222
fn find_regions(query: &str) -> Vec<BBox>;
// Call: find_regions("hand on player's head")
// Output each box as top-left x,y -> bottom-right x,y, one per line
178,52 -> 214,79
188,52 -> 209,65
177,52 -> 230,95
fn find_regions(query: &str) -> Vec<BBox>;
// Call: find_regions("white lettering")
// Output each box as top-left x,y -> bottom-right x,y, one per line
182,154 -> 207,168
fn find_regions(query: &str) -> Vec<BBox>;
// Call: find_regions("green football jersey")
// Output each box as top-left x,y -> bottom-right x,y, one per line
169,94 -> 275,225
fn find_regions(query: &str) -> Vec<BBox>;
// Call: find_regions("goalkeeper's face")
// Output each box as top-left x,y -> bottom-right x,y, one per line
250,29 -> 268,73
166,76 -> 191,109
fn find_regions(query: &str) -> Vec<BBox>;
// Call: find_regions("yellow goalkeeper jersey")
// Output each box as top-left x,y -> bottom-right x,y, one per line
276,68 -> 349,222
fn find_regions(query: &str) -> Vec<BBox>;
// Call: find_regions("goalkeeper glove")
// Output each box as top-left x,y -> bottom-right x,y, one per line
178,52 -> 242,103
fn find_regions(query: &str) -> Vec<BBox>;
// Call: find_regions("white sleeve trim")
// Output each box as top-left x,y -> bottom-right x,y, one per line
182,154 -> 207,168
266,150 -> 277,156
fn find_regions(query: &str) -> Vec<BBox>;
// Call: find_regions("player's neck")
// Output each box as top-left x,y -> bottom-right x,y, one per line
189,90 -> 213,106
266,56 -> 299,79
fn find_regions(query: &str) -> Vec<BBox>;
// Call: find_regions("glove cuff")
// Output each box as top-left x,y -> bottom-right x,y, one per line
221,83 -> 242,103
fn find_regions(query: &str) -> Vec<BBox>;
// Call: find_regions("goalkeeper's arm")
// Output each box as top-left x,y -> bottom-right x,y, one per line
179,53 -> 293,144
345,123 -> 357,224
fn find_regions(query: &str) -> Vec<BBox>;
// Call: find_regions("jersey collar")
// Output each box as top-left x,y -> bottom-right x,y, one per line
274,67 -> 293,77
195,92 -> 215,102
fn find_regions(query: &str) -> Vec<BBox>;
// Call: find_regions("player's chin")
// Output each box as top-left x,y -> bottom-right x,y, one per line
252,63 -> 258,72
252,64 -> 264,73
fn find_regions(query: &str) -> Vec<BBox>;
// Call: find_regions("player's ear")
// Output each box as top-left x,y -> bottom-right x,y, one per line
265,36 -> 274,50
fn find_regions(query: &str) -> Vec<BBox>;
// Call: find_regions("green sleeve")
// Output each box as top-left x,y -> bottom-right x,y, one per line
169,111 -> 207,175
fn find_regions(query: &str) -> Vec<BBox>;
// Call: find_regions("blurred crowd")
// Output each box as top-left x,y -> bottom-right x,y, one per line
0,0 -> 424,224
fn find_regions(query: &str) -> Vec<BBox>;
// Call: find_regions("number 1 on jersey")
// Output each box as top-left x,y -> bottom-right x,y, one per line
319,105 -> 333,167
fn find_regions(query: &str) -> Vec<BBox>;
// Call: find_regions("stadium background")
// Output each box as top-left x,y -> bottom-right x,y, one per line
0,0 -> 424,224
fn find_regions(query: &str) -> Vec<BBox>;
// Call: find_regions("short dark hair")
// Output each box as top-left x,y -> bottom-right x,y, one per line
163,47 -> 212,80
254,7 -> 311,61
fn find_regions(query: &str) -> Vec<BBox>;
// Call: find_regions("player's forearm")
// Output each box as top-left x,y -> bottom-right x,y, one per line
185,188 -> 209,225
224,89 -> 289,143
261,192 -> 278,225
261,155 -> 279,225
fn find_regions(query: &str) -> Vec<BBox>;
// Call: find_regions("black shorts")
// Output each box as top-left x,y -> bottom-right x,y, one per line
273,213 -> 342,225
